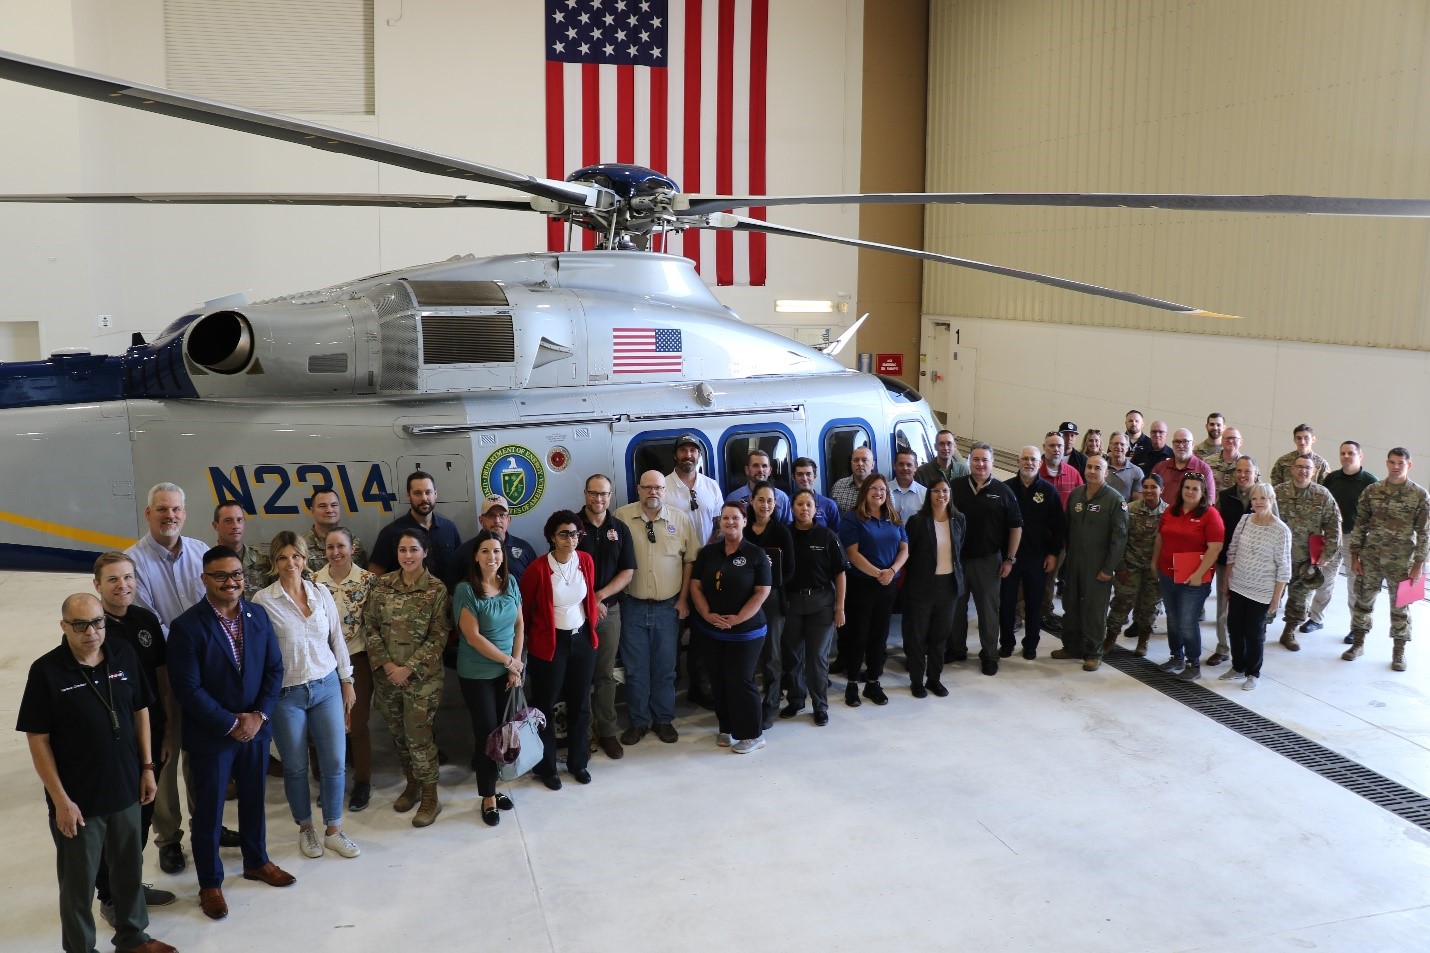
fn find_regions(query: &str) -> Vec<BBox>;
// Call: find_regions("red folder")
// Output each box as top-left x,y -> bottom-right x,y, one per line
1173,551 -> 1213,585
1309,535 -> 1324,565
1395,574 -> 1425,608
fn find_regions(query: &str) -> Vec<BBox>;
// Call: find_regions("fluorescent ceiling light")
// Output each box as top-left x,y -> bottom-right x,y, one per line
775,299 -> 835,313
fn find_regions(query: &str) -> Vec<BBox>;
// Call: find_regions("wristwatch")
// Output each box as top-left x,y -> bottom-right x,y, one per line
140,762 -> 156,772
1004,556 -> 1017,564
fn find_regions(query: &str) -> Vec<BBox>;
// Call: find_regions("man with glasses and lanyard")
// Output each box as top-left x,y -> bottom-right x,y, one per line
18,593 -> 176,953
614,472 -> 701,745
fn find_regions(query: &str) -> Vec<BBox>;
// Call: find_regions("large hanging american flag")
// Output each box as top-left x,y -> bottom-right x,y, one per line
544,0 -> 768,286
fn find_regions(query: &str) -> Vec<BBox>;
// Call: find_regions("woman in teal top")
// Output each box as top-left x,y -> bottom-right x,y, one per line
453,530 -> 525,826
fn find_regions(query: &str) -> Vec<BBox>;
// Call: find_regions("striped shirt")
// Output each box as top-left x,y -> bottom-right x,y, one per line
1225,515 -> 1293,605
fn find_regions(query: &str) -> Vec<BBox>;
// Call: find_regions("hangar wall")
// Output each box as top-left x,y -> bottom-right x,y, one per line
0,0 -> 866,357
920,0 -> 1430,460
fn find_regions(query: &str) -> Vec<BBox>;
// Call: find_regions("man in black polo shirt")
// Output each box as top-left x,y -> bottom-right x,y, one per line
368,470 -> 463,579
1001,445 -> 1063,660
948,443 -> 1023,675
576,473 -> 637,759
18,592 -> 175,953
92,553 -> 176,921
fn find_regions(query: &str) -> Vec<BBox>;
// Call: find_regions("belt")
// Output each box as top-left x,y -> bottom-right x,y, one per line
793,587 -> 829,596
628,595 -> 676,603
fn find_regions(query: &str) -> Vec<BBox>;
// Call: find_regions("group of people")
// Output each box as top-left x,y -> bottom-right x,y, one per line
17,419 -> 1428,951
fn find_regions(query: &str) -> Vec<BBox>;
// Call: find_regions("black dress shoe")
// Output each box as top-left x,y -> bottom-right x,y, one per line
481,804 -> 500,827
348,781 -> 372,813
1300,620 -> 1324,633
158,843 -> 185,875
925,680 -> 949,697
813,710 -> 830,726
910,682 -> 928,698
980,657 -> 999,676
495,792 -> 514,810
1022,645 -> 1037,660
998,644 -> 1014,658
944,650 -> 968,663
844,683 -> 861,707
779,702 -> 803,719
570,767 -> 592,784
861,681 -> 889,705
219,826 -> 241,848
535,771 -> 563,791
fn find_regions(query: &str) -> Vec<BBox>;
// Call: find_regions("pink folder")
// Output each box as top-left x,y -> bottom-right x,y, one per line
1395,574 -> 1425,609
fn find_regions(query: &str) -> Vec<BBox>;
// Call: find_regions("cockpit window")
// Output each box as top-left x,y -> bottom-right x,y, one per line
893,419 -> 934,465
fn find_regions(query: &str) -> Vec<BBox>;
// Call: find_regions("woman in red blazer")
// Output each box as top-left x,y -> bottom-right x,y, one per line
520,509 -> 601,788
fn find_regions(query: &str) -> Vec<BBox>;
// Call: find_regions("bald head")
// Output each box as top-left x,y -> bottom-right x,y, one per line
1172,428 -> 1195,462
637,470 -> 666,513
62,592 -> 102,618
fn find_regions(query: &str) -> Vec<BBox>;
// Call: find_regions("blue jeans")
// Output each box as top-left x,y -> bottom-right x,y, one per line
1158,574 -> 1212,663
620,596 -> 679,726
272,669 -> 346,827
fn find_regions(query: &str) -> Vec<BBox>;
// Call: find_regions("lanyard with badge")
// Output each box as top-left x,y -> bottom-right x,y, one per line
83,660 -> 121,740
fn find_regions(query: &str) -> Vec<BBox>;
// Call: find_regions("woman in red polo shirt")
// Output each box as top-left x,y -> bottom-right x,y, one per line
1152,472 -> 1224,681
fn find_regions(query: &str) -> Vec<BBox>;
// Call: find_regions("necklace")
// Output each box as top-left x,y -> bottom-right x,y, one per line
553,554 -> 579,586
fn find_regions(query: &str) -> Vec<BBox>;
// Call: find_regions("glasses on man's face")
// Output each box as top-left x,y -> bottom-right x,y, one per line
639,484 -> 663,493
646,522 -> 657,544
1172,438 -> 1191,446
204,570 -> 246,583
65,617 -> 106,632
554,530 -> 584,540
584,490 -> 611,498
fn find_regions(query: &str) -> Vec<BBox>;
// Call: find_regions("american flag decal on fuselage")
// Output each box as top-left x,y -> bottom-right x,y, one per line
612,327 -> 683,374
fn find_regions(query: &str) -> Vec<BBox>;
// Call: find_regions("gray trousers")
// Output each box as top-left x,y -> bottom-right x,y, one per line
758,601 -> 786,722
590,602 -> 623,739
52,800 -> 151,953
151,706 -> 194,848
952,554 -> 1002,659
782,589 -> 836,712
1310,549 -> 1355,623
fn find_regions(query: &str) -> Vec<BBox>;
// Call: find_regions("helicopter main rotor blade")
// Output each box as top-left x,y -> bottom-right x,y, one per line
0,192 -> 533,210
683,192 -> 1430,218
704,213 -> 1239,319
0,49 -> 602,210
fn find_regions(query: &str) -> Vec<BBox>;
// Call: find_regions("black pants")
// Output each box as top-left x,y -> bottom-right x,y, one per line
528,626 -> 597,775
459,673 -> 511,797
1227,590 -> 1270,677
903,574 -> 958,686
703,632 -> 765,741
840,574 -> 898,682
1000,555 -> 1046,651
783,589 -> 836,712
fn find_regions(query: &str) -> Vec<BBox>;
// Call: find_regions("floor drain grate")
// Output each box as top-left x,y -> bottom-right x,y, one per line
1103,649 -> 1430,832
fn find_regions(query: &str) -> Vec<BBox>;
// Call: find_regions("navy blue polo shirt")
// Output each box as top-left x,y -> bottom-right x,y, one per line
1005,475 -> 1064,559
838,513 -> 908,579
17,638 -> 154,817
951,475 -> 1024,559
692,539 -> 772,640
371,510 -> 463,581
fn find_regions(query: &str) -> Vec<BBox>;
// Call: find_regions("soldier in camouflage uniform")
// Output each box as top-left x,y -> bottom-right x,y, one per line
1274,454 -> 1342,650
211,502 -> 270,598
1269,424 -> 1331,486
303,488 -> 369,574
1105,473 -> 1167,656
361,527 -> 452,826
1206,428 -> 1243,496
1193,412 -> 1225,460
1345,447 -> 1430,671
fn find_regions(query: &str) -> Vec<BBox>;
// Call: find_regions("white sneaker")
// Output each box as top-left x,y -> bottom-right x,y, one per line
716,732 -> 733,747
1242,676 -> 1258,691
324,829 -> 361,858
731,736 -> 766,754
1217,669 -> 1245,681
298,827 -> 324,858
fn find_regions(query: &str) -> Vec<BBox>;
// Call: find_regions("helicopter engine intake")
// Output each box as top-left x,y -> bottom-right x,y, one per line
185,309 -> 253,374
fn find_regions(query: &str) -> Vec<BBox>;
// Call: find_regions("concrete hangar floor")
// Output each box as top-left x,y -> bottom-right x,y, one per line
1,567 -> 1428,953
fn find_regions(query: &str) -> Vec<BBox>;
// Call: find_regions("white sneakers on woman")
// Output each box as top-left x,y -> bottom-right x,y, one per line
299,826 -> 361,858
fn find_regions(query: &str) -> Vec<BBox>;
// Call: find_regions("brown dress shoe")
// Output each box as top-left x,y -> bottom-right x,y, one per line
199,886 -> 228,920
1049,648 -> 1078,660
598,735 -> 625,760
117,941 -> 178,953
242,861 -> 297,887
117,940 -> 178,953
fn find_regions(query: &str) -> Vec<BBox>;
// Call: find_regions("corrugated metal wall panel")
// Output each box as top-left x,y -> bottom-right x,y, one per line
164,0 -> 375,115
924,0 -> 1430,350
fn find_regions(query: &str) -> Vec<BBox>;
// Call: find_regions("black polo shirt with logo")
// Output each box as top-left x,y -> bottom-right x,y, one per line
951,475 -> 1024,559
16,637 -> 153,817
577,510 -> 637,606
105,605 -> 167,744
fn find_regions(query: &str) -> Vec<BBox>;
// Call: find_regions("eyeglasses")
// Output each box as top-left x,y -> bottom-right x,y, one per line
584,490 -> 611,498
638,484 -> 663,492
1172,439 -> 1192,446
554,530 -> 585,540
64,617 -> 106,632
204,570 -> 246,582
645,522 -> 657,543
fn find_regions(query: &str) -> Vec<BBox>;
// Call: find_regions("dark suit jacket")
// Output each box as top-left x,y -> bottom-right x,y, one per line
904,509 -> 967,598
168,598 -> 283,755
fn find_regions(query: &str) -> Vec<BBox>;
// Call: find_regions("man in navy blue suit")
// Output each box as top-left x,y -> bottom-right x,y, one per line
168,546 -> 292,921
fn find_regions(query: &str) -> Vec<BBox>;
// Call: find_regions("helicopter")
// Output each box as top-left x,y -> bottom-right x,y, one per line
2,48 -> 1427,572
